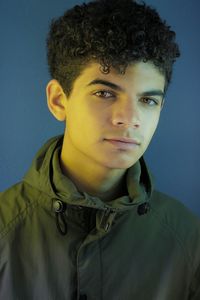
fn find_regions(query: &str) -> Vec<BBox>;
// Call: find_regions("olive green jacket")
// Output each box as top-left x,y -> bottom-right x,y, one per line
0,135 -> 200,300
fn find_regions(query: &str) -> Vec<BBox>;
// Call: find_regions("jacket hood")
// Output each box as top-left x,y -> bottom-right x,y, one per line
23,135 -> 154,212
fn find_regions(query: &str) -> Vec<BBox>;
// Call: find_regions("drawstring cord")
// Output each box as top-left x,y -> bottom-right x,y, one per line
53,200 -> 68,235
52,199 -> 150,236
55,211 -> 68,235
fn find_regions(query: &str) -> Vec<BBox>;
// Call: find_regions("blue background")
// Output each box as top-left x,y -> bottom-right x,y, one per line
0,0 -> 199,217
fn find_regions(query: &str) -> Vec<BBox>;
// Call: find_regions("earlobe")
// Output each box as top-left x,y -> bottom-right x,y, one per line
46,79 -> 67,121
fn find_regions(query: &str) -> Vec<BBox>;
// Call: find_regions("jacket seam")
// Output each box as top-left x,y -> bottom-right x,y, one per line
98,238 -> 103,300
0,200 -> 39,240
150,206 -> 194,273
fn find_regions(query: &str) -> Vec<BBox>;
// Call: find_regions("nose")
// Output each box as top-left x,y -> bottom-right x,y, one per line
111,98 -> 141,128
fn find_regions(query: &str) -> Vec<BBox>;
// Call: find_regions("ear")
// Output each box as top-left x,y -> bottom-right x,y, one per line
46,79 -> 67,121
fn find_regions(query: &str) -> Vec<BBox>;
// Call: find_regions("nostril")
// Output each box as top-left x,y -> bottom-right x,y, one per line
114,121 -> 140,128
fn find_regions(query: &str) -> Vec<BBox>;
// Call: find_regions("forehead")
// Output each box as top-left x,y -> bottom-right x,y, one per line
74,61 -> 165,92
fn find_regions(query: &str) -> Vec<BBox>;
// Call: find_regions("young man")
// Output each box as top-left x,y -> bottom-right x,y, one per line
0,0 -> 199,299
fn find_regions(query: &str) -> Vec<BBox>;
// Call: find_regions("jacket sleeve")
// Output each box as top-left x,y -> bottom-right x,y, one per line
189,264 -> 200,300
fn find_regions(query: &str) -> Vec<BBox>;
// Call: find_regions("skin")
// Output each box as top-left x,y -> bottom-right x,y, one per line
46,61 -> 165,201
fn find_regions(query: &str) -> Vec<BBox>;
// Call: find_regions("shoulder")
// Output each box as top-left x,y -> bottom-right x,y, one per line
150,190 -> 200,267
150,190 -> 200,228
0,182 -> 40,237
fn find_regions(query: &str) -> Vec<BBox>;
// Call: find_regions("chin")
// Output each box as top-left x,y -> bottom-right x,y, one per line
103,158 -> 139,170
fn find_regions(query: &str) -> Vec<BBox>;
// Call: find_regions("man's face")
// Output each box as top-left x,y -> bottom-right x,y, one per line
63,61 -> 165,170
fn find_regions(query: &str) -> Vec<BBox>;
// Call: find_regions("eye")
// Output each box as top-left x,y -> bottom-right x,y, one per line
140,97 -> 159,106
93,90 -> 115,99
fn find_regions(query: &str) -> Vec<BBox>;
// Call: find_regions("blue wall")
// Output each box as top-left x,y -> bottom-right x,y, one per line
0,0 -> 199,217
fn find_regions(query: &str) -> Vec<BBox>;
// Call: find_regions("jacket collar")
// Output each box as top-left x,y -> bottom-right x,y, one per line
23,135 -> 154,212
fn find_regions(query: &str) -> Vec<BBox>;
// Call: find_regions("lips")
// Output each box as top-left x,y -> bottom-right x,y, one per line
110,137 -> 140,144
105,137 -> 140,145
104,137 -> 141,150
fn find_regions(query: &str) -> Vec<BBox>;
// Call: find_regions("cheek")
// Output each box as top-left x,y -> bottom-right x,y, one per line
144,114 -> 160,141
67,104 -> 87,128
67,108 -> 103,143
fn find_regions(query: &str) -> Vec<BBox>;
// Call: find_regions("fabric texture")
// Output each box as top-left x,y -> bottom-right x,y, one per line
0,135 -> 200,300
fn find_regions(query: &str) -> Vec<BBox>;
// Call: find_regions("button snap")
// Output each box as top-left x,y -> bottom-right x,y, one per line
53,200 -> 66,213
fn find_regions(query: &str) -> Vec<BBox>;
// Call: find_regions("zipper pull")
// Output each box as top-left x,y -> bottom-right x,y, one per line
99,208 -> 117,232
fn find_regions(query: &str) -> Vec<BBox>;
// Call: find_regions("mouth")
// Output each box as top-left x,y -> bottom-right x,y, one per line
104,137 -> 141,150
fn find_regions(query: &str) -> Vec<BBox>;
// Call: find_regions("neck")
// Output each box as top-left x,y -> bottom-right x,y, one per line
60,139 -> 128,202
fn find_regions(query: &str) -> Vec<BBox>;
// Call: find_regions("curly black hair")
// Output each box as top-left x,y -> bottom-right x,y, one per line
47,0 -> 180,96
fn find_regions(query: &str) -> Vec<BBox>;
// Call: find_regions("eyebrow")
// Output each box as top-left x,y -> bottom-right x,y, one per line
86,79 -> 165,98
87,79 -> 124,92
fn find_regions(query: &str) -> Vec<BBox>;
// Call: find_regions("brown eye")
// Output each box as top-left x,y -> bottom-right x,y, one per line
140,97 -> 159,106
94,90 -> 115,99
